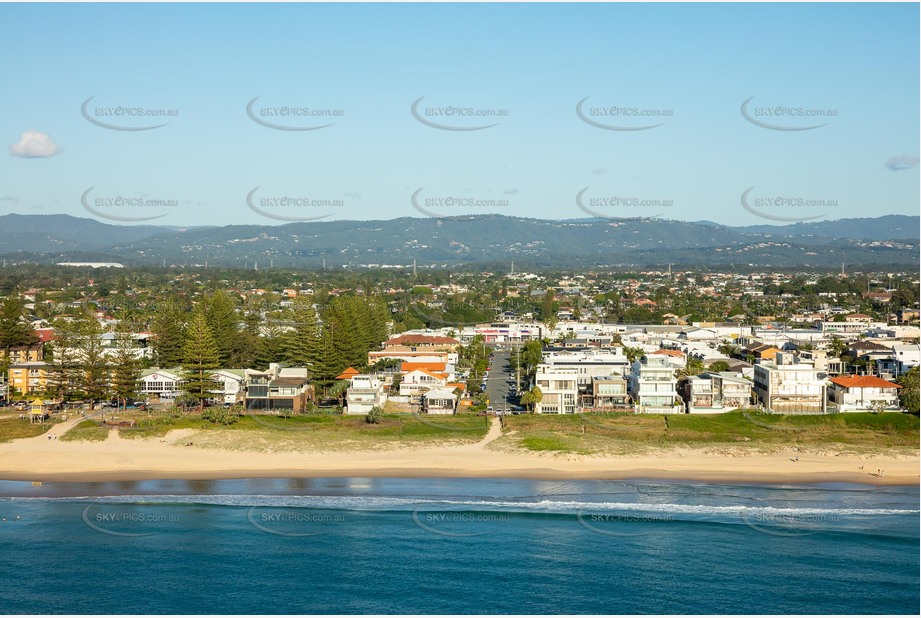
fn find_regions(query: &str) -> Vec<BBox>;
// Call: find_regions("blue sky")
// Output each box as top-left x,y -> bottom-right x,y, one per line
1,2 -> 918,227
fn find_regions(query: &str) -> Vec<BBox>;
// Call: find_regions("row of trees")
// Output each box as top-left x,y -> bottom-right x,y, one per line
151,292 -> 392,396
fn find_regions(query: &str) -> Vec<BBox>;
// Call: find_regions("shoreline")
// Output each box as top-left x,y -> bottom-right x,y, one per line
1,418 -> 917,488
0,467 -> 916,487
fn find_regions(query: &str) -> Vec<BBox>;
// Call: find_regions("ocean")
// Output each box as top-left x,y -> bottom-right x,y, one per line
0,477 -> 917,614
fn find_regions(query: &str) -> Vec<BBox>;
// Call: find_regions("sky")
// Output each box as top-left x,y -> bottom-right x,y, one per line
1,1 -> 918,227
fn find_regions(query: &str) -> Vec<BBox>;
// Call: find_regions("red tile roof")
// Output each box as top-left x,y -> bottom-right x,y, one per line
385,334 -> 460,346
829,375 -> 901,389
652,349 -> 685,357
336,367 -> 360,380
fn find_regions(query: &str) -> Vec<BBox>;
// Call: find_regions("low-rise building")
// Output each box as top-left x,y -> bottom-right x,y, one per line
585,375 -> 630,410
680,372 -> 751,413
243,364 -> 313,413
211,369 -> 246,404
140,367 -> 183,401
827,375 -> 902,412
345,374 -> 387,415
421,387 -> 457,415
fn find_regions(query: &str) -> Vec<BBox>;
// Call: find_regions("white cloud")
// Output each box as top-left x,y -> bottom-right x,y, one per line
885,155 -> 919,171
9,130 -> 60,158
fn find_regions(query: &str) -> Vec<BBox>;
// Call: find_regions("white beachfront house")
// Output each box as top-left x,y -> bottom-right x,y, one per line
210,369 -> 246,404
533,364 -> 579,414
345,375 -> 387,415
629,355 -> 682,414
399,368 -> 449,397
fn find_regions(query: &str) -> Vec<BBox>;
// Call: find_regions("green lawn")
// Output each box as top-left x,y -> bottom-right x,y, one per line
0,416 -> 64,443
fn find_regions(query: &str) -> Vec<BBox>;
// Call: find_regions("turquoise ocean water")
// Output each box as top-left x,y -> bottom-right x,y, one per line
0,477 -> 917,614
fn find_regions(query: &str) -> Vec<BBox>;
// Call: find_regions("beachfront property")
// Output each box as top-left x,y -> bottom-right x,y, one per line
210,369 -> 246,404
679,372 -> 752,414
421,387 -> 458,414
827,375 -> 902,412
242,364 -> 313,413
752,352 -> 826,414
533,364 -> 579,414
344,374 -> 387,415
584,375 -> 631,410
884,344 -> 920,378
140,368 -> 184,401
629,355 -> 682,414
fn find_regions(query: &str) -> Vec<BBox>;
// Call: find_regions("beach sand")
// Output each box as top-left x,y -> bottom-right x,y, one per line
1,417 -> 917,485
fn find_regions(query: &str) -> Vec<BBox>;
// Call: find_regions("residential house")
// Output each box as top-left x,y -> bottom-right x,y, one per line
585,375 -> 630,410
828,375 -> 901,412
400,367 -> 449,396
345,374 -> 387,415
210,369 -> 246,404
680,372 -> 751,413
421,387 -> 457,415
243,364 -> 313,413
533,364 -> 579,414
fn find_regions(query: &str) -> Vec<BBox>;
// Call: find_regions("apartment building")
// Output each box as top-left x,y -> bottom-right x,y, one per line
629,355 -> 681,414
752,352 -> 826,414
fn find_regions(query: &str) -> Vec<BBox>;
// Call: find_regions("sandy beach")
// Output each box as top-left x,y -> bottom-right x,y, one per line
0,417 -> 917,486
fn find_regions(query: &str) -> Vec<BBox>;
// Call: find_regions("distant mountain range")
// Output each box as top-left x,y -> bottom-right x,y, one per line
0,213 -> 917,270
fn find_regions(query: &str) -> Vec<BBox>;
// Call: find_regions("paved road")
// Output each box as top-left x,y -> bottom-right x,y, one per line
483,349 -> 520,413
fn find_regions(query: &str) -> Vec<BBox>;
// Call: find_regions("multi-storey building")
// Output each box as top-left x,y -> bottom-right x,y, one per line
753,352 -> 826,414
629,355 -> 681,414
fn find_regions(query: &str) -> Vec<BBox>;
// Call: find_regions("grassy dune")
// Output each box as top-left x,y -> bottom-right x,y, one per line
0,416 -> 64,443
112,411 -> 491,451
59,420 -> 110,442
501,411 -> 919,455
